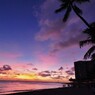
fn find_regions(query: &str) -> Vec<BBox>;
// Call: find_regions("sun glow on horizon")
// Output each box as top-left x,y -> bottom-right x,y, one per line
0,69 -> 74,83
0,63 -> 75,83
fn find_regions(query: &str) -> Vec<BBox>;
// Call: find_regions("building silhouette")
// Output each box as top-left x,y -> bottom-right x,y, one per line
74,61 -> 95,81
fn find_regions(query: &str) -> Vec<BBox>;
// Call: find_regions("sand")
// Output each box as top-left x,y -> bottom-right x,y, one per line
7,87 -> 95,95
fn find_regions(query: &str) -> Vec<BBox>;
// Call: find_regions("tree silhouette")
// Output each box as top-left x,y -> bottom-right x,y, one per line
55,0 -> 95,60
55,0 -> 90,28
80,22 -> 95,60
91,53 -> 95,61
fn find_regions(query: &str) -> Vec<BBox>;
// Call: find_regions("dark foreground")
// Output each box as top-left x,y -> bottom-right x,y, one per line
7,87 -> 95,95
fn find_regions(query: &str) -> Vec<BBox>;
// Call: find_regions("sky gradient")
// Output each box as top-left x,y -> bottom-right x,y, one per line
0,0 -> 95,82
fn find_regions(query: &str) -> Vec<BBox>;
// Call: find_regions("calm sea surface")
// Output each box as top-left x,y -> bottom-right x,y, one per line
0,81 -> 63,95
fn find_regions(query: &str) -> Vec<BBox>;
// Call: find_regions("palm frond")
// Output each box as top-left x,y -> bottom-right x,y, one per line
55,7 -> 65,13
80,39 -> 93,48
55,4 -> 67,13
83,28 -> 89,34
84,46 -> 95,59
83,22 -> 95,37
91,22 -> 95,27
63,6 -> 71,22
73,5 -> 82,15
75,0 -> 90,4
59,0 -> 89,3
59,0 -> 69,3
83,22 -> 95,33
91,53 -> 95,60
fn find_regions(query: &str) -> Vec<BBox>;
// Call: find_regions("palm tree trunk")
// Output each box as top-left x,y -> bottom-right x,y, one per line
71,4 -> 91,28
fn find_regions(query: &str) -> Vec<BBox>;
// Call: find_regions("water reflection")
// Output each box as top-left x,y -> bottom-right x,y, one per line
0,81 -> 62,94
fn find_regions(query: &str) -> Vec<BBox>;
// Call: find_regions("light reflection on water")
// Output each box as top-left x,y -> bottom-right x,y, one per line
0,81 -> 63,94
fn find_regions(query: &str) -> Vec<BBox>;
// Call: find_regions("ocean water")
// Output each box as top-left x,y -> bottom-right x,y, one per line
0,81 -> 63,95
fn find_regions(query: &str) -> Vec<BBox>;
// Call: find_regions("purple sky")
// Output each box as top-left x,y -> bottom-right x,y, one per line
0,0 -> 95,82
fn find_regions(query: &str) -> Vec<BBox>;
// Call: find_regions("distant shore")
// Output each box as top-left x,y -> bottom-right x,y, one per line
7,87 -> 94,95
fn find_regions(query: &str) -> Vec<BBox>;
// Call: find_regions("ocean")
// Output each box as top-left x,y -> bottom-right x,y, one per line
0,81 -> 63,95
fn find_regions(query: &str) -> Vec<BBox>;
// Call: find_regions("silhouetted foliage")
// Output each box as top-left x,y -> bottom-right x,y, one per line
55,0 -> 90,28
91,53 -> 95,60
80,22 -> 95,60
55,0 -> 95,60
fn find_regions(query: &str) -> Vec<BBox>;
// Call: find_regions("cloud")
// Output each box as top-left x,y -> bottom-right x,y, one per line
32,68 -> 38,71
51,71 -> 57,73
0,65 -> 12,71
0,67 -> 4,71
0,65 -> 12,74
35,19 -> 65,41
0,52 -> 22,59
50,70 -> 65,79
38,69 -> 65,79
35,0 -> 87,54
65,70 -> 74,75
27,63 -> 33,66
50,30 -> 84,53
35,51 -> 59,69
39,70 -> 51,77
58,67 -> 63,70
65,67 -> 75,76
51,75 -> 65,79
3,65 -> 12,70
71,67 -> 75,72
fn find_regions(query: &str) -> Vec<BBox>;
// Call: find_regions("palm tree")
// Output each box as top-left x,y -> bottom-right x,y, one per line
55,0 -> 95,60
80,22 -> 95,60
55,0 -> 91,28
91,53 -> 95,61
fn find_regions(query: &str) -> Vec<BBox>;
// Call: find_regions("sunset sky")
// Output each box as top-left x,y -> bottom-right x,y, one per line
0,0 -> 95,83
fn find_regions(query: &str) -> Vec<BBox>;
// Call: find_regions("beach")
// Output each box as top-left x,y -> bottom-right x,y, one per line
7,87 -> 94,95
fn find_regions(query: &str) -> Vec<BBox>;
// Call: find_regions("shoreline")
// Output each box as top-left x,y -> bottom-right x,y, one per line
7,87 -> 94,95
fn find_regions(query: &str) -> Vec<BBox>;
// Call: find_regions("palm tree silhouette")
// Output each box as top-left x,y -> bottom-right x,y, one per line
55,0 -> 95,60
80,22 -> 95,60
55,0 -> 90,28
